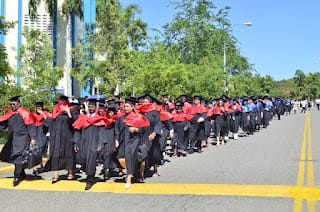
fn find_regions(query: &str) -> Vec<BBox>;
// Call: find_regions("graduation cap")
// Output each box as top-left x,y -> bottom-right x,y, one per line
114,95 -> 121,100
125,97 -> 137,105
220,95 -> 229,101
142,94 -> 153,103
88,99 -> 97,106
98,103 -> 105,109
178,94 -> 188,99
154,98 -> 163,105
35,101 -> 44,108
242,96 -> 249,102
193,95 -> 202,101
107,104 -> 117,112
59,95 -> 69,102
107,99 -> 115,105
250,96 -> 257,101
137,93 -> 146,101
9,95 -> 21,103
162,94 -> 169,98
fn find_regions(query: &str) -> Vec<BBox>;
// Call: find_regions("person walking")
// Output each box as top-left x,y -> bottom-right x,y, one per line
45,95 -> 78,183
0,96 -> 37,186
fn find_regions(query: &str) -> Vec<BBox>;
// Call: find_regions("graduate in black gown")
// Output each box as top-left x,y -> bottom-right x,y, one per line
171,101 -> 194,156
101,103 -> 118,180
0,96 -> 37,186
136,94 -> 162,178
73,99 -> 109,190
188,96 -> 207,153
31,101 -> 53,175
46,95 -> 78,183
155,98 -> 174,161
115,98 -> 149,188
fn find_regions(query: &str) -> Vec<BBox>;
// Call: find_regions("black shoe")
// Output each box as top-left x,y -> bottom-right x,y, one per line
52,177 -> 59,184
13,178 -> 22,187
85,181 -> 94,190
103,169 -> 110,181
187,149 -> 194,154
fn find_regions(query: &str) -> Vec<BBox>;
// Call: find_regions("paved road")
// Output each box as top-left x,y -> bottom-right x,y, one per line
1,110 -> 320,212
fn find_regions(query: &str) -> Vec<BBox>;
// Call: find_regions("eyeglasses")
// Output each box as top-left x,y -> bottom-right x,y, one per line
10,103 -> 17,106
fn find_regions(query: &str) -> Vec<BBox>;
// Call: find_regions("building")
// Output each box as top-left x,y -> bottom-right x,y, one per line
0,0 -> 96,97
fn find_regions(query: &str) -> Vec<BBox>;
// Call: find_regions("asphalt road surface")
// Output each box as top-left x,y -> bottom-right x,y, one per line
1,109 -> 320,212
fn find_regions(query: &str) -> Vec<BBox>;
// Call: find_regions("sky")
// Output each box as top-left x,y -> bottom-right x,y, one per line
121,0 -> 320,81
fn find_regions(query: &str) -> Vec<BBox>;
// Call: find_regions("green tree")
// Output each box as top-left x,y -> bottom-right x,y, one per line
19,28 -> 64,108
71,0 -> 148,96
0,16 -> 16,80
293,69 -> 306,99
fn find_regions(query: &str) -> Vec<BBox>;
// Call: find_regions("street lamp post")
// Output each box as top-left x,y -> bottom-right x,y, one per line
223,22 -> 252,95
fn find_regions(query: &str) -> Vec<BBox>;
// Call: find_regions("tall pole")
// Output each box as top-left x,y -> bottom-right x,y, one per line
222,22 -> 252,95
223,39 -> 227,95
223,24 -> 227,95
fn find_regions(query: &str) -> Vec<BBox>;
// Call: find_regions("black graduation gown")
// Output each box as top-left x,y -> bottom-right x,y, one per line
159,120 -> 173,152
103,123 -> 117,170
172,120 -> 190,151
46,109 -> 78,171
0,113 -> 37,164
74,124 -> 106,177
189,112 -> 206,148
35,119 -> 51,155
230,110 -> 241,133
142,110 -> 162,166
115,115 -> 144,175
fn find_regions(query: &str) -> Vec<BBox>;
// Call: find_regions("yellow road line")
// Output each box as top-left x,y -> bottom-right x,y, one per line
294,112 -> 315,212
296,114 -> 308,186
307,114 -> 315,212
1,178 -> 320,199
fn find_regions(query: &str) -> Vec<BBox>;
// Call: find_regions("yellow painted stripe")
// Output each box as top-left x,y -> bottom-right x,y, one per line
294,113 -> 309,212
307,113 -> 316,212
1,178 -> 320,199
0,158 -> 48,174
296,115 -> 308,186
307,113 -> 314,187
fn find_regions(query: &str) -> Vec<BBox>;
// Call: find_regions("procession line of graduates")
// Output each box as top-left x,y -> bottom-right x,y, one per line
0,93 -> 282,190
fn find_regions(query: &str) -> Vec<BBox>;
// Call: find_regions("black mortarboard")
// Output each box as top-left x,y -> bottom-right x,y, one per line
220,95 -> 229,101
107,99 -> 115,105
107,104 -> 117,112
88,99 -> 97,106
59,95 -> 69,101
137,93 -> 146,101
242,97 -> 249,102
162,94 -> 169,98
250,96 -> 257,101
125,98 -> 136,105
98,99 -> 105,104
98,103 -> 105,109
178,94 -> 188,99
143,94 -> 153,103
35,101 -> 44,108
9,95 -> 21,103
193,95 -> 202,100
154,98 -> 163,105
